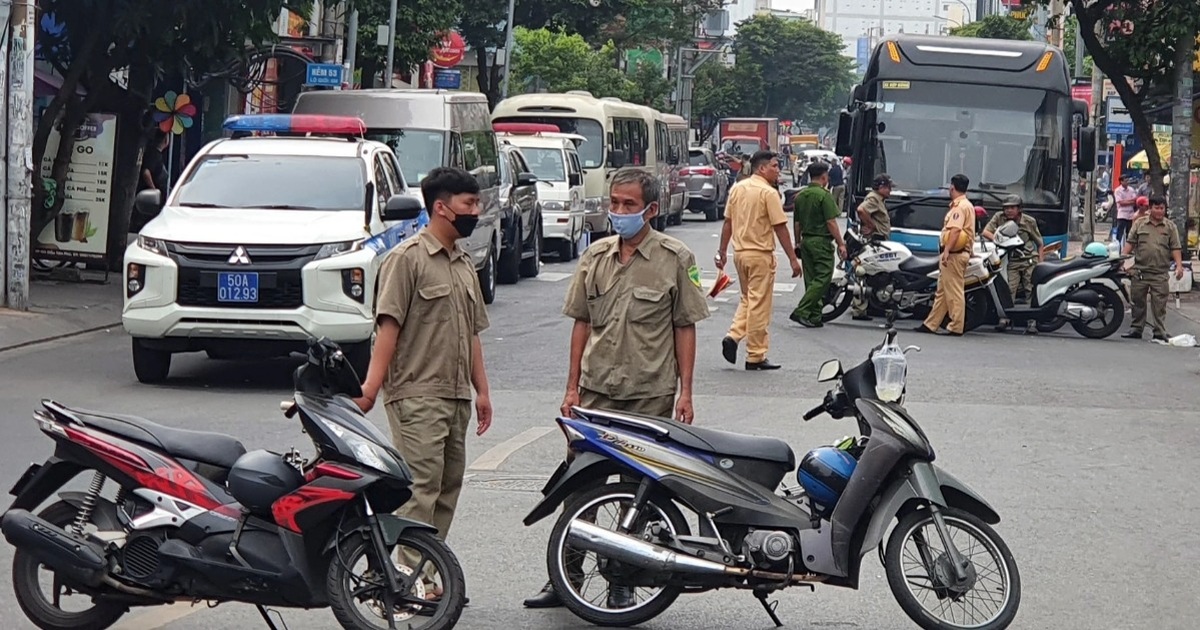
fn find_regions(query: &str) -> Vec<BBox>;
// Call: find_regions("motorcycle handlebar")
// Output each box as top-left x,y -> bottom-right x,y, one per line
803,405 -> 824,421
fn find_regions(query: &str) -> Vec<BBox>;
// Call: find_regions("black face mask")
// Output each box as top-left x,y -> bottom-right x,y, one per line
449,212 -> 479,239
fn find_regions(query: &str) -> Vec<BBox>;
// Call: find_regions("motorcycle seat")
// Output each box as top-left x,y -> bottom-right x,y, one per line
573,407 -> 796,466
52,404 -> 247,470
1030,257 -> 1102,287
899,254 -> 941,275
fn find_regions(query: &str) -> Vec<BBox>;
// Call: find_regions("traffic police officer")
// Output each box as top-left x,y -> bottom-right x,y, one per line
1121,195 -> 1183,341
917,173 -> 975,336
790,161 -> 847,328
525,168 -> 710,609
850,173 -> 893,321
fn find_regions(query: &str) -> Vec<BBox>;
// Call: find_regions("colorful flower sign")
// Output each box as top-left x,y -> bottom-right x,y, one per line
153,91 -> 197,135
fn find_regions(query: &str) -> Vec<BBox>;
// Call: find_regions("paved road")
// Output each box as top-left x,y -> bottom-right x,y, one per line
1,214 -> 1198,630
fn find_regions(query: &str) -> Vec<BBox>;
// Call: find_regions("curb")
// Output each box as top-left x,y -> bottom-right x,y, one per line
0,321 -> 122,354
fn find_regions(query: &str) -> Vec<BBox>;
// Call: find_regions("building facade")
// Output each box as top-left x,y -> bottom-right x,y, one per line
815,0 -> 974,60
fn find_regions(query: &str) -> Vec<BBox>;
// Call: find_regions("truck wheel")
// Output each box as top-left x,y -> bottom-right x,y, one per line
478,244 -> 498,305
132,338 -> 171,384
520,220 -> 543,278
497,220 -> 521,285
703,202 -> 718,222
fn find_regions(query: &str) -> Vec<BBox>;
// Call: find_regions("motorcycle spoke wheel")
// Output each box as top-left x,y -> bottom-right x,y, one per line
885,508 -> 1021,630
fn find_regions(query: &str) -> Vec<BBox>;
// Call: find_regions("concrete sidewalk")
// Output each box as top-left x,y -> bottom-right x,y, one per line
0,278 -> 123,352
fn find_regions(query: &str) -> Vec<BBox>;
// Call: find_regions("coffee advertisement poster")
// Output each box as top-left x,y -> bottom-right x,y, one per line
34,113 -> 118,262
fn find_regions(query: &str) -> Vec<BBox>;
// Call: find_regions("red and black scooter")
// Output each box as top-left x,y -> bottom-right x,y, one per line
2,338 -> 464,630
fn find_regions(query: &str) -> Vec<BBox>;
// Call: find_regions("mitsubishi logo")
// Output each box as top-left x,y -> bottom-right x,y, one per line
227,246 -> 252,265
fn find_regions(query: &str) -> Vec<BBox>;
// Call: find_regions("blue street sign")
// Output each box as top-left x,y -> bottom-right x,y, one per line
434,69 -> 462,90
1105,95 -> 1134,136
305,63 -> 344,87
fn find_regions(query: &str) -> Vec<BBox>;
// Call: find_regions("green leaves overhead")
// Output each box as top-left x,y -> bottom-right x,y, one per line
950,14 -> 1033,40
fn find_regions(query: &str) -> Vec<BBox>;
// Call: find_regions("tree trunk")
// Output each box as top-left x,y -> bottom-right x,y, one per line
101,67 -> 155,270
475,47 -> 498,109
1169,30 -> 1193,259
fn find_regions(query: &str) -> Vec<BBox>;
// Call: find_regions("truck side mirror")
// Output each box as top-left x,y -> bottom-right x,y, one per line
1076,127 -> 1096,174
835,111 -> 853,158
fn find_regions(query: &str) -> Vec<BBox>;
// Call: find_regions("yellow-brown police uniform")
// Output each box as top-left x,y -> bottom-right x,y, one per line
923,197 -> 975,334
1127,216 -> 1181,337
725,174 -> 788,362
563,230 -> 711,417
377,228 -> 489,540
852,191 -> 891,317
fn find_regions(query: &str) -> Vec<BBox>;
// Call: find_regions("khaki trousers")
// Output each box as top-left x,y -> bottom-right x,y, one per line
728,250 -> 777,362
579,388 -> 675,418
923,252 -> 968,334
385,397 -> 472,540
1129,270 -> 1169,336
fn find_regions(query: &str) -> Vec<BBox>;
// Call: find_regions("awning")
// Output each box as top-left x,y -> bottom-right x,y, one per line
1127,147 -> 1199,170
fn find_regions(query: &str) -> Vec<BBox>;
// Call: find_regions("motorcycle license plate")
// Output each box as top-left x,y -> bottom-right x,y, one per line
9,463 -> 42,497
218,272 -> 259,303
540,461 -> 569,495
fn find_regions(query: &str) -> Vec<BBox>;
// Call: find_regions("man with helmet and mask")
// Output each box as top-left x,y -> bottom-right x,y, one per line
524,168 -> 710,609
983,195 -> 1044,306
355,167 -> 494,587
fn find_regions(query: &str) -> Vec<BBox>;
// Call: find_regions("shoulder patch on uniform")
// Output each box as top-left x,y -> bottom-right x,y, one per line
658,235 -> 687,254
687,265 -> 702,288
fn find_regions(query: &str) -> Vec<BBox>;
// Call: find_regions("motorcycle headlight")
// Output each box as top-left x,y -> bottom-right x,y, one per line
137,235 -> 167,257
542,200 -> 565,212
315,240 -> 362,260
318,417 -> 391,474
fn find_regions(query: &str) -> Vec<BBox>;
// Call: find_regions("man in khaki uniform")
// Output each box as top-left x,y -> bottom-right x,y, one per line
982,195 -> 1043,304
356,167 -> 493,581
717,150 -> 802,370
524,168 -> 710,609
851,173 -> 894,321
916,173 -> 975,336
1122,195 -> 1183,341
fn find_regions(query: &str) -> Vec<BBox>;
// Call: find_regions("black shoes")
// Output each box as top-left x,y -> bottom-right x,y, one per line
788,312 -> 822,327
523,581 -> 562,608
746,360 -> 782,371
1121,329 -> 1142,339
721,336 -> 738,364
607,585 -> 636,609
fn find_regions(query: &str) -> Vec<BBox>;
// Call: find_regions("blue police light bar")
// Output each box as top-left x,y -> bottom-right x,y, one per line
222,114 -> 367,137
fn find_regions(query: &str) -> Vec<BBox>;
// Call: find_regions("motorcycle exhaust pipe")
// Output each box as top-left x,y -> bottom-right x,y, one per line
1,509 -> 106,588
568,519 -> 743,576
1065,303 -> 1098,320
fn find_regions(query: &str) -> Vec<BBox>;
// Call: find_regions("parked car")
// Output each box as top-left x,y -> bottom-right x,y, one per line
683,147 -> 730,222
497,143 -> 543,282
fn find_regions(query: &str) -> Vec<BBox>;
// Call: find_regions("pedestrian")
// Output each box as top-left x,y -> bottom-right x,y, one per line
1113,174 -> 1138,244
983,196 -> 1043,334
828,158 -> 847,214
789,161 -> 847,328
354,166 -> 493,598
523,168 -> 710,610
915,174 -> 975,336
850,173 -> 894,321
735,153 -> 753,182
1121,195 -> 1183,342
131,131 -> 170,233
717,150 -> 802,370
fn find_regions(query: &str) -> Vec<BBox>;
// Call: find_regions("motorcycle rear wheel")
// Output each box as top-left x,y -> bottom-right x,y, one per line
548,482 -> 690,628
1069,284 -> 1124,339
11,501 -> 127,630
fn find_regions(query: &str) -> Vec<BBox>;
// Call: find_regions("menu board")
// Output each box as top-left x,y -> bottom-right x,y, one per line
33,113 -> 118,262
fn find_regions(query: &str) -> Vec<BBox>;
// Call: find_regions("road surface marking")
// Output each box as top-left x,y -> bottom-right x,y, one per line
113,602 -> 201,629
534,272 -> 572,283
468,427 -> 556,471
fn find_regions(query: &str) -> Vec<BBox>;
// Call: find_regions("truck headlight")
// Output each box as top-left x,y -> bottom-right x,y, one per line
315,240 -> 362,260
542,201 -> 565,211
137,235 -> 167,257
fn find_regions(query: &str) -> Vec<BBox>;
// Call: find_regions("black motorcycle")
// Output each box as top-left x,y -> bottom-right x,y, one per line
524,329 -> 1021,630
2,338 -> 465,630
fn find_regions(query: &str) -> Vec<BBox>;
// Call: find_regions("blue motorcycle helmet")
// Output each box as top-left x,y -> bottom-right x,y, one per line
1082,242 -> 1109,258
798,446 -> 858,519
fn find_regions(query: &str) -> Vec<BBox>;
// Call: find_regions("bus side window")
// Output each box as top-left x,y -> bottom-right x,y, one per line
449,132 -> 464,169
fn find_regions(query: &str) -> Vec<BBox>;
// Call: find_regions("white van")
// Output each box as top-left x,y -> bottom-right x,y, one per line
496,126 -> 586,260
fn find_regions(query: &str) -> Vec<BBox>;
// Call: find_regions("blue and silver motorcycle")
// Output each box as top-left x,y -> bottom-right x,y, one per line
524,330 -> 1021,630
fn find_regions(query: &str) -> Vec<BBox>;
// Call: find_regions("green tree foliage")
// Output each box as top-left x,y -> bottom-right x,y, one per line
731,15 -> 856,128
950,14 -> 1033,40
351,0 -> 461,87
35,0 -> 299,258
509,28 -> 633,98
690,62 -> 762,142
626,60 -> 674,109
1023,0 -> 1200,192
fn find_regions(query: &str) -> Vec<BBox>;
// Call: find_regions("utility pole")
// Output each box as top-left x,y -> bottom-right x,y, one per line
0,0 -> 10,308
501,0 -> 517,99
345,5 -> 358,88
5,0 -> 32,310
384,0 -> 397,88
1169,30 -> 1193,259
1073,15 -> 1084,79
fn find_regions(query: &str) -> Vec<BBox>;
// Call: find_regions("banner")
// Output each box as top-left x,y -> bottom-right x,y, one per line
33,113 -> 118,262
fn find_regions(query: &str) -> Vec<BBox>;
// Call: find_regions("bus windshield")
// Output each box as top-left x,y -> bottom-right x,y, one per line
861,81 -> 1068,224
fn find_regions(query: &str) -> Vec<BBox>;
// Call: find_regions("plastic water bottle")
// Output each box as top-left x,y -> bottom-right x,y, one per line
872,336 -> 907,402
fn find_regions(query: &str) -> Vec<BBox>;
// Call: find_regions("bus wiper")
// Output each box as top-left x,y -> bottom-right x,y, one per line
887,194 -> 946,214
968,189 -> 1008,205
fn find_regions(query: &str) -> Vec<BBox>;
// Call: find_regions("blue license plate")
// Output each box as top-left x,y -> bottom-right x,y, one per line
217,272 -> 259,303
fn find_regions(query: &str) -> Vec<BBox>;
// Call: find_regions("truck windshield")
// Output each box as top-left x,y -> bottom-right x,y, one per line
862,80 -> 1067,216
521,148 -> 567,182
174,155 -> 365,210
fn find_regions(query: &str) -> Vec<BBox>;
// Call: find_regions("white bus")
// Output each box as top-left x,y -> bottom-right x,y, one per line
493,91 -> 678,235
657,112 -> 689,225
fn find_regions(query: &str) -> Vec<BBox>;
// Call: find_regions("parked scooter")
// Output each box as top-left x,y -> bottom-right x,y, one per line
984,221 -> 1129,338
2,338 -> 465,630
524,329 -> 1022,630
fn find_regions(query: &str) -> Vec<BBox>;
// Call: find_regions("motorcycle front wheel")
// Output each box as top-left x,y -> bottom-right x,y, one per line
821,281 -> 854,323
884,507 -> 1021,630
327,528 -> 465,630
547,482 -> 690,628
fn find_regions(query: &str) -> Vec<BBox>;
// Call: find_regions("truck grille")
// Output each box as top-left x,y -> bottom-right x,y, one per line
166,242 -> 321,310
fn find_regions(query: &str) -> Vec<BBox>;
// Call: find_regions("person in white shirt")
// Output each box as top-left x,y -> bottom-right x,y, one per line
1112,174 -> 1138,244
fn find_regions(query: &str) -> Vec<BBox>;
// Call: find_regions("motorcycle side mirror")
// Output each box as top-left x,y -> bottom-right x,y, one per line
903,345 -> 921,355
817,359 -> 843,382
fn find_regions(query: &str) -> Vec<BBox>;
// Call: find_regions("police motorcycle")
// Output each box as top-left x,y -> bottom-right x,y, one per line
981,221 -> 1129,338
524,329 -> 1021,630
2,338 -> 465,630
822,227 -> 999,330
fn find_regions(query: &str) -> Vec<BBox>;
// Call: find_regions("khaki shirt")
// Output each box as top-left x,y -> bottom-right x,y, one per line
984,212 -> 1042,264
726,174 -> 788,253
1129,216 -> 1181,274
940,197 -> 975,254
377,229 -> 489,403
562,231 -> 711,400
859,191 -> 890,238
